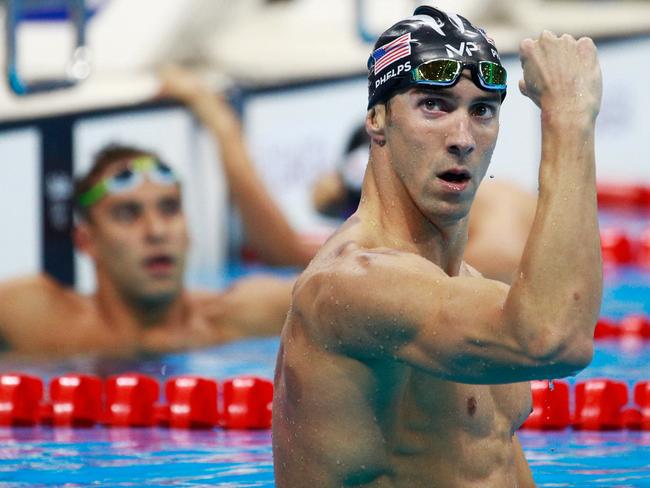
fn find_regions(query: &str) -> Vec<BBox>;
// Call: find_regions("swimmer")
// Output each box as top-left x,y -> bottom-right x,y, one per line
273,6 -> 602,487
0,145 -> 295,356
312,124 -> 536,284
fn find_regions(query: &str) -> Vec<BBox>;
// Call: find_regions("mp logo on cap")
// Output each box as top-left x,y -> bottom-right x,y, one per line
445,41 -> 480,58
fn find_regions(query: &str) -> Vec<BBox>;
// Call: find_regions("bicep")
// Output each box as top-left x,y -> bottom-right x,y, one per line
309,249 -> 548,384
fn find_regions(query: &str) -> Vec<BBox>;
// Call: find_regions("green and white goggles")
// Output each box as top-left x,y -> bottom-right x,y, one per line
77,156 -> 178,208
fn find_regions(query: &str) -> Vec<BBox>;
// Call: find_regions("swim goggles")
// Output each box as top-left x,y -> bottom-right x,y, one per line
411,59 -> 507,92
77,156 -> 178,208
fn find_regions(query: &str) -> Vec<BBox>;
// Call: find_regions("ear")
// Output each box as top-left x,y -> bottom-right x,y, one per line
365,105 -> 387,146
73,220 -> 97,259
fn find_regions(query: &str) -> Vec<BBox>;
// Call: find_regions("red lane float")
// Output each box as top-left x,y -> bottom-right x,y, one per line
632,382 -> 650,431
594,318 -> 621,340
573,379 -> 628,430
619,315 -> 650,340
3,372 -> 650,432
600,228 -> 635,265
638,229 -> 650,268
49,374 -> 103,427
521,380 -> 570,430
521,379 -> 650,431
165,376 -> 219,429
594,315 -> 650,341
597,183 -> 650,209
106,373 -> 159,427
221,376 -> 273,429
0,373 -> 43,426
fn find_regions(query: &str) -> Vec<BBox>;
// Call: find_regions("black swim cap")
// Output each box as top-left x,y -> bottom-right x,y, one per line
367,5 -> 505,109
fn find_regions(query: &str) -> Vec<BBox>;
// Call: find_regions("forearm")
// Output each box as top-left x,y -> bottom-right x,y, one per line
218,126 -> 313,266
190,94 -> 313,267
506,116 -> 601,359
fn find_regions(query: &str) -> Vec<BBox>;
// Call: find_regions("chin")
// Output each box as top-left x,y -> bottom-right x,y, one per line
137,285 -> 182,308
425,199 -> 472,225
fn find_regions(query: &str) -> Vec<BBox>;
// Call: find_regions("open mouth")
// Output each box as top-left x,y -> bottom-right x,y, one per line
437,169 -> 471,184
143,255 -> 175,272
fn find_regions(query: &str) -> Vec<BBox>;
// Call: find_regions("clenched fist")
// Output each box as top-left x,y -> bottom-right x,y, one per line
519,31 -> 602,122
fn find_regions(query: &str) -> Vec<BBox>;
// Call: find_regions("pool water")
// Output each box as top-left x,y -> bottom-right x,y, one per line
0,339 -> 279,487
2,335 -> 650,486
0,426 -> 274,487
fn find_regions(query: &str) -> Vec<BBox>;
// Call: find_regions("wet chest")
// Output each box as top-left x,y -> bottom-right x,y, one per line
397,371 -> 532,438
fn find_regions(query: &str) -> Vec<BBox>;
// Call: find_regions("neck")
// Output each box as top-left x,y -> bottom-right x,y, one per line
357,145 -> 469,276
93,273 -> 188,335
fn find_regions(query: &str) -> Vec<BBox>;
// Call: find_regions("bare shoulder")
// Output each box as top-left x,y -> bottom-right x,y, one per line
292,231 -> 446,333
0,274 -> 85,335
0,274 -> 74,305
186,275 -> 296,340
186,288 -> 220,304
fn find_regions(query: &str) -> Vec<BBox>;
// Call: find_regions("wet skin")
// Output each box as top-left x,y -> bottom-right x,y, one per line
274,31 -> 603,485
273,232 -> 533,488
273,77 -> 536,487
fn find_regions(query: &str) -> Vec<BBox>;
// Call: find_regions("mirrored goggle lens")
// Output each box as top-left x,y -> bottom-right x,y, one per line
478,61 -> 507,89
413,60 -> 461,85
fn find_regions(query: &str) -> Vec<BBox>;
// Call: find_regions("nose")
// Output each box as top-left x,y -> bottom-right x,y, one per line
445,112 -> 475,160
143,209 -> 168,243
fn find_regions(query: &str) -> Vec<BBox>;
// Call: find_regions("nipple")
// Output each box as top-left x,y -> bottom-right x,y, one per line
467,396 -> 477,416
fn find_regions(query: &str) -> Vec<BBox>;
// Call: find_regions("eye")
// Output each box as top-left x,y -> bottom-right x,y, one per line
158,197 -> 181,217
110,202 -> 141,222
420,98 -> 446,113
471,103 -> 497,119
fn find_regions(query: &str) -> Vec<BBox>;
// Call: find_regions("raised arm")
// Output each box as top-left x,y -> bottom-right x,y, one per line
301,247 -> 590,384
505,32 -> 602,361
158,66 -> 318,267
300,33 -> 602,385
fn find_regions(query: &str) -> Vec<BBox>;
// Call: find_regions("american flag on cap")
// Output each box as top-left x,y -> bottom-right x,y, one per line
372,33 -> 411,75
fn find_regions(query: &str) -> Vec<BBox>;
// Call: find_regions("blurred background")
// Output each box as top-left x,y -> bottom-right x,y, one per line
1,0 -> 649,291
